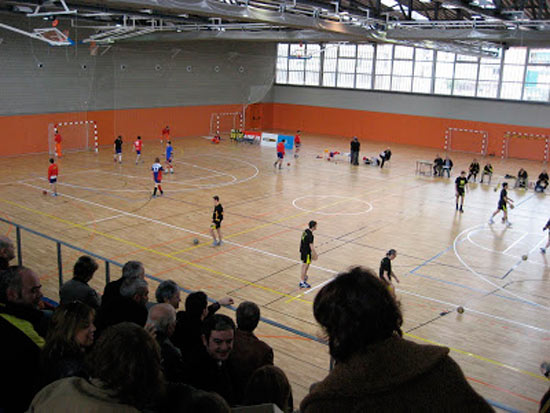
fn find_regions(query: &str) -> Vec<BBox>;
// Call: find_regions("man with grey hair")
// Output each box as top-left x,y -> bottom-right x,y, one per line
96,276 -> 149,337
155,279 -> 181,309
0,266 -> 47,411
147,303 -> 185,382
102,260 -> 145,306
0,235 -> 15,271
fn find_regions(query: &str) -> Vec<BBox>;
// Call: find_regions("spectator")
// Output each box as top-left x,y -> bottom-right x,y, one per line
515,168 -> 528,188
243,365 -> 293,413
536,170 -> 549,193
184,314 -> 237,405
229,301 -> 274,403
29,322 -> 165,412
101,260 -> 144,306
300,266 -> 492,413
0,235 -> 15,271
147,303 -> 186,383
172,290 -> 233,360
349,137 -> 360,166
0,265 -> 47,412
155,279 -> 181,309
95,277 -> 148,336
433,154 -> 443,176
480,163 -> 493,184
467,159 -> 480,182
442,156 -> 453,178
60,256 -> 101,309
379,147 -> 392,168
172,389 -> 231,413
41,301 -> 96,385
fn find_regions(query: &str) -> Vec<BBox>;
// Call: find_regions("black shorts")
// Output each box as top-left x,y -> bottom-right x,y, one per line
457,188 -> 465,196
211,221 -> 221,229
301,251 -> 311,264
498,201 -> 507,211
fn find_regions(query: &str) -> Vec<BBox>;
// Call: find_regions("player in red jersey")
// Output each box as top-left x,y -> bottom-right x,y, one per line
162,125 -> 170,141
294,130 -> 301,158
134,136 -> 143,164
54,129 -> 63,158
47,158 -> 59,197
274,139 -> 286,169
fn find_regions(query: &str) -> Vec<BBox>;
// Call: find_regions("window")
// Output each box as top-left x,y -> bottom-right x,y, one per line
375,45 -> 393,90
356,44 -> 374,89
413,48 -> 433,93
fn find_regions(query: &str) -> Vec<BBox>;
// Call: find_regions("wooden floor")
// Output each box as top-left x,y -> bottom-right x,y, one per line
1,134 -> 549,412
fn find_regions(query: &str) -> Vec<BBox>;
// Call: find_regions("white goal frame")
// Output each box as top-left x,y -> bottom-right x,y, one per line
444,127 -> 488,156
209,112 -> 244,137
48,120 -> 99,155
501,131 -> 549,161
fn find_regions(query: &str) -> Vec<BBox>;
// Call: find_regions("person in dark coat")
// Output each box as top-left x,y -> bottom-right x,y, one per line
0,236 -> 15,271
300,267 -> 493,413
379,148 -> 392,168
228,301 -> 274,403
59,256 -> 101,309
350,137 -> 360,165
467,159 -> 480,182
433,154 -> 444,176
101,260 -> 144,306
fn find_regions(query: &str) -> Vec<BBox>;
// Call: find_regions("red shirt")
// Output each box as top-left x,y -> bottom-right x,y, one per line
295,134 -> 301,144
162,127 -> 170,137
48,164 -> 58,179
134,140 -> 142,151
54,133 -> 62,144
277,142 -> 285,154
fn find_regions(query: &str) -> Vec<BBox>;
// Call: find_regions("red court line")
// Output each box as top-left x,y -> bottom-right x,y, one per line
466,376 -> 539,404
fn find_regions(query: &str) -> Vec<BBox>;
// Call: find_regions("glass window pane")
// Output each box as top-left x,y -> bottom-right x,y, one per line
480,56 -> 500,65
323,72 -> 336,87
324,57 -> 337,72
375,75 -> 391,90
276,57 -> 288,71
502,64 -> 525,82
455,63 -> 478,79
393,60 -> 413,76
339,44 -> 357,58
358,44 -> 374,59
376,59 -> 392,75
453,79 -> 476,96
415,48 -> 434,61
436,62 -> 454,78
356,74 -> 372,89
377,44 -> 393,59
276,70 -> 287,84
456,54 -> 478,62
529,49 -> 550,64
437,51 -> 455,62
413,77 -> 431,93
325,45 -> 338,58
356,59 -> 373,74
504,48 -> 527,64
477,81 -> 498,98
288,59 -> 305,71
500,82 -> 522,99
288,71 -> 305,85
307,44 -> 321,54
414,61 -> 432,77
338,58 -> 356,73
337,73 -> 355,88
305,71 -> 320,86
392,76 -> 412,92
277,43 -> 289,56
526,65 -> 550,83
479,64 -> 500,80
394,46 -> 413,59
524,84 -> 550,101
434,78 -> 452,94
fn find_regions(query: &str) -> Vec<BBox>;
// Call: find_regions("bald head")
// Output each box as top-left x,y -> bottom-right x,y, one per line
147,303 -> 176,337
0,236 -> 15,266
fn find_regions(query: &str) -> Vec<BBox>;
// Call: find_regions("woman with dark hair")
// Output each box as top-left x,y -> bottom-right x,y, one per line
29,322 -> 166,412
243,365 -> 293,413
41,301 -> 96,385
300,267 -> 492,413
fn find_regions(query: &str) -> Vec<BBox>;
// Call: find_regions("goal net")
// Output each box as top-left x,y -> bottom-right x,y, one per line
209,112 -> 244,137
445,128 -> 488,155
502,132 -> 549,161
48,121 -> 98,155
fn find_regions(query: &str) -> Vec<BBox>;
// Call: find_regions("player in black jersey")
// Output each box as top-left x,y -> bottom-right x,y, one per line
114,136 -> 123,163
455,171 -> 468,213
210,196 -> 224,246
489,182 -> 514,226
379,249 -> 399,297
541,218 -> 550,254
299,220 -> 317,289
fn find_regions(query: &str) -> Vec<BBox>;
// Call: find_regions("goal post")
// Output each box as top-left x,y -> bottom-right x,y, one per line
501,131 -> 549,162
444,128 -> 488,156
209,112 -> 244,137
48,121 -> 99,155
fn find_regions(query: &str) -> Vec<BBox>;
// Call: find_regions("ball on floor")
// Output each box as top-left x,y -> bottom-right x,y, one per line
522,254 -> 528,261
457,306 -> 464,314
193,238 -> 199,245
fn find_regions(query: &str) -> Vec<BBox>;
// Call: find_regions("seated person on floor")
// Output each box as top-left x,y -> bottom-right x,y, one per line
515,168 -> 528,188
467,159 -> 480,182
480,163 -> 493,184
536,170 -> 549,193
433,154 -> 443,176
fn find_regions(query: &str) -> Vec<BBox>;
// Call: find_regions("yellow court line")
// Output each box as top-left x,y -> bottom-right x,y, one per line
0,198 -> 313,305
406,333 -> 547,381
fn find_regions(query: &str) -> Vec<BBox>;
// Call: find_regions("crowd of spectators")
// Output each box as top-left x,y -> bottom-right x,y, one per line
1,238 -> 548,412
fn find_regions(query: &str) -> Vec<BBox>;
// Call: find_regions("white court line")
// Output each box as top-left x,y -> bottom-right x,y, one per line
292,195 -> 373,216
94,169 -> 228,183
21,182 -> 338,276
454,224 -> 550,310
83,214 -> 124,226
503,232 -> 529,254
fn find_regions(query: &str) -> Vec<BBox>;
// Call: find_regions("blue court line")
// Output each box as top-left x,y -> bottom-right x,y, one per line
409,245 -> 454,274
486,398 -> 522,413
515,193 -> 536,207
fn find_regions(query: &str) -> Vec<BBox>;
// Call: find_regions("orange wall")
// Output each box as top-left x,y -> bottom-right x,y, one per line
261,103 -> 550,161
0,104 -> 244,156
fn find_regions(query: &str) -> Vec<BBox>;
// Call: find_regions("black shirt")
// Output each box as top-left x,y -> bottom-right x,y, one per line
539,172 -> 549,182
213,204 -> 224,223
379,256 -> 391,280
500,188 -> 507,203
114,137 -> 123,151
469,162 -> 480,173
455,177 -> 468,191
484,164 -> 493,173
300,228 -> 314,254
350,140 -> 360,151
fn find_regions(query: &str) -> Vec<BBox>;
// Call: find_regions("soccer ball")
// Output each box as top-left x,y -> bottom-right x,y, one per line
457,306 -> 465,314
193,239 -> 199,245
522,254 -> 528,261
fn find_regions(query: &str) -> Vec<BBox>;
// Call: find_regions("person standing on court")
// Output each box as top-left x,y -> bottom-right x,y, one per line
113,135 -> 123,164
455,171 -> 468,213
489,182 -> 514,227
379,249 -> 399,297
299,220 -> 318,289
134,136 -> 143,164
211,195 -> 224,246
274,139 -> 286,169
350,137 -> 360,166
48,158 -> 59,197
54,128 -> 62,158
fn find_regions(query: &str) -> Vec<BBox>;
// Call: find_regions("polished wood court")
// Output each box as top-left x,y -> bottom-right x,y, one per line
0,134 -> 548,412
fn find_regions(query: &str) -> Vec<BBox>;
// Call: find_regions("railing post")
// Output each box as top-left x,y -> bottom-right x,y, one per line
16,226 -> 22,266
105,261 -> 110,284
57,242 -> 63,291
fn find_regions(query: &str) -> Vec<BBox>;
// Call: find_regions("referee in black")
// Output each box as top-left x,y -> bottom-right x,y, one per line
379,249 -> 399,297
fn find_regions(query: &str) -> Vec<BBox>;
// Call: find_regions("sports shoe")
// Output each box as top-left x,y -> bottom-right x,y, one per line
299,281 -> 311,289
211,241 -> 218,247
459,207 -> 464,213
506,221 -> 512,227
541,248 -> 547,254
488,218 -> 494,224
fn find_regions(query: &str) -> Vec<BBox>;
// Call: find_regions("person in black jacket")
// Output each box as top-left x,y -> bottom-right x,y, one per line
101,260 -> 144,307
379,148 -> 392,168
467,159 -> 480,182
433,154 -> 443,176
350,137 -> 360,166
536,170 -> 549,193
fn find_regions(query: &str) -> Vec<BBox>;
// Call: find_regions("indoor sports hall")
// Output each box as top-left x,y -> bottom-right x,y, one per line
1,2 -> 550,412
